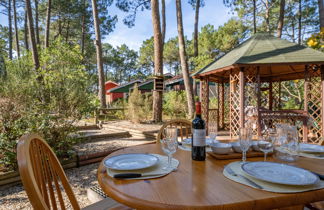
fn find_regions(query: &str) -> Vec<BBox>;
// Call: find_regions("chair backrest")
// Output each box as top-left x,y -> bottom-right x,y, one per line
157,119 -> 192,143
17,133 -> 80,210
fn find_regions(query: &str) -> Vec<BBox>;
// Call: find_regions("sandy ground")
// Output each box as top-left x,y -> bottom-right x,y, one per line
0,136 -> 155,210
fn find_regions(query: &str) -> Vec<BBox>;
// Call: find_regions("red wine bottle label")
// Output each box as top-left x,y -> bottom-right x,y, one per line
193,129 -> 206,146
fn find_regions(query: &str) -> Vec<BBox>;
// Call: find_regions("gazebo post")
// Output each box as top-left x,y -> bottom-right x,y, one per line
278,81 -> 281,110
321,65 -> 324,138
239,67 -> 245,128
269,80 -> 273,110
218,82 -> 225,129
304,65 -> 309,142
201,76 -> 209,128
256,67 -> 262,136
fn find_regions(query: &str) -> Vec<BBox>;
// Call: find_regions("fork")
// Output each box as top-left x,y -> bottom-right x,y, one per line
226,166 -> 263,189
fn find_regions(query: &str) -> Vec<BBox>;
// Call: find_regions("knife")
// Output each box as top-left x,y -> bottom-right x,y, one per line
225,166 -> 263,189
311,171 -> 324,180
113,173 -> 164,179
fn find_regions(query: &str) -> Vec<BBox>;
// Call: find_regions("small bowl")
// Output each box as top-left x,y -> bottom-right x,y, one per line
182,138 -> 192,147
231,142 -> 252,153
210,143 -> 232,155
252,141 -> 261,152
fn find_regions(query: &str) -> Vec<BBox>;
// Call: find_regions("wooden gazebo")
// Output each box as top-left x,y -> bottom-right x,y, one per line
193,33 -> 324,143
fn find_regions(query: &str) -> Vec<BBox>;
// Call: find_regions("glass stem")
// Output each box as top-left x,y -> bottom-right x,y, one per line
264,152 -> 267,161
168,154 -> 172,168
242,151 -> 246,163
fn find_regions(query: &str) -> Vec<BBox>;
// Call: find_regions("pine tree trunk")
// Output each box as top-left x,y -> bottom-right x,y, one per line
81,0 -> 86,55
253,0 -> 256,34
91,0 -> 106,108
193,0 -> 201,97
176,0 -> 195,118
8,0 -> 13,59
65,20 -> 70,43
193,0 -> 200,58
161,0 -> 166,44
24,9 -> 29,50
13,0 -> 20,57
265,0 -> 270,33
34,0 -> 40,45
151,0 -> 163,122
26,0 -> 40,70
292,20 -> 295,42
319,0 -> 324,29
298,0 -> 302,44
277,0 -> 285,38
45,0 -> 52,48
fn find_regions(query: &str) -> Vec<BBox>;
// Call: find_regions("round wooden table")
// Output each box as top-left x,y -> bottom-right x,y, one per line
98,144 -> 324,210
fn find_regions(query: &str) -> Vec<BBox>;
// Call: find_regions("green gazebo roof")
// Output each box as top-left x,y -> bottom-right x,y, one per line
193,33 -> 324,82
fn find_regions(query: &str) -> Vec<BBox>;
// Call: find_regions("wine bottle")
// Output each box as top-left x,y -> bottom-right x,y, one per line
192,102 -> 206,161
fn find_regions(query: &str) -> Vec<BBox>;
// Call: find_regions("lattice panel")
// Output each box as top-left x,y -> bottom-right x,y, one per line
244,72 -> 257,107
230,72 -> 240,137
260,82 -> 269,109
224,84 -> 230,130
305,66 -> 322,143
272,81 -> 281,110
218,83 -> 224,129
244,69 -> 258,136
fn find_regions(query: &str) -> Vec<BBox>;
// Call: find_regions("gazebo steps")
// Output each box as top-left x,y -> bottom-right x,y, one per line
76,129 -> 131,142
102,124 -> 158,140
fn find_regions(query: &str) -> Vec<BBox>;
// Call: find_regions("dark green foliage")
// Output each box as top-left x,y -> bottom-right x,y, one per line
163,91 -> 188,118
115,0 -> 151,27
0,40 -> 94,171
103,43 -> 146,83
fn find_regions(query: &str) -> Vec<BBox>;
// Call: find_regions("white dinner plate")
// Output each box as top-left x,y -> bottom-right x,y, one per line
241,162 -> 319,186
104,153 -> 159,170
299,143 -> 324,154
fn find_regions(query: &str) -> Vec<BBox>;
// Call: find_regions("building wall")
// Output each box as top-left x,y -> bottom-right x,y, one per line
105,82 -> 123,104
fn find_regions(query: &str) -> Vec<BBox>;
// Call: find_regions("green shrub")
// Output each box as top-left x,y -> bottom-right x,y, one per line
127,84 -> 143,123
0,39 -> 93,171
142,93 -> 153,121
163,90 -> 188,118
126,85 -> 153,123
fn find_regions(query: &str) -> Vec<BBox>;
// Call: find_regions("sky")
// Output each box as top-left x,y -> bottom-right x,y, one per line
107,0 -> 234,50
0,0 -> 234,51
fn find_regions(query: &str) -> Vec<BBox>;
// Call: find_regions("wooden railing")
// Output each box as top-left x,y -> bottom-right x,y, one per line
259,109 -> 309,142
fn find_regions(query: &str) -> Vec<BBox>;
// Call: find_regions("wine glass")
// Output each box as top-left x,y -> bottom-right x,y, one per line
258,134 -> 273,161
160,128 -> 178,170
239,128 -> 252,163
208,121 -> 218,144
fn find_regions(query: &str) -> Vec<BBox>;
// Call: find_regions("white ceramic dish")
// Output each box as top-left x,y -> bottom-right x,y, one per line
299,143 -> 324,154
231,142 -> 242,153
210,143 -> 232,154
241,161 -> 319,186
252,141 -> 261,152
182,138 -> 192,146
104,153 -> 159,170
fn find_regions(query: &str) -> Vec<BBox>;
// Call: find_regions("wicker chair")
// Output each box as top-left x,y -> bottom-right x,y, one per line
17,133 -> 130,210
